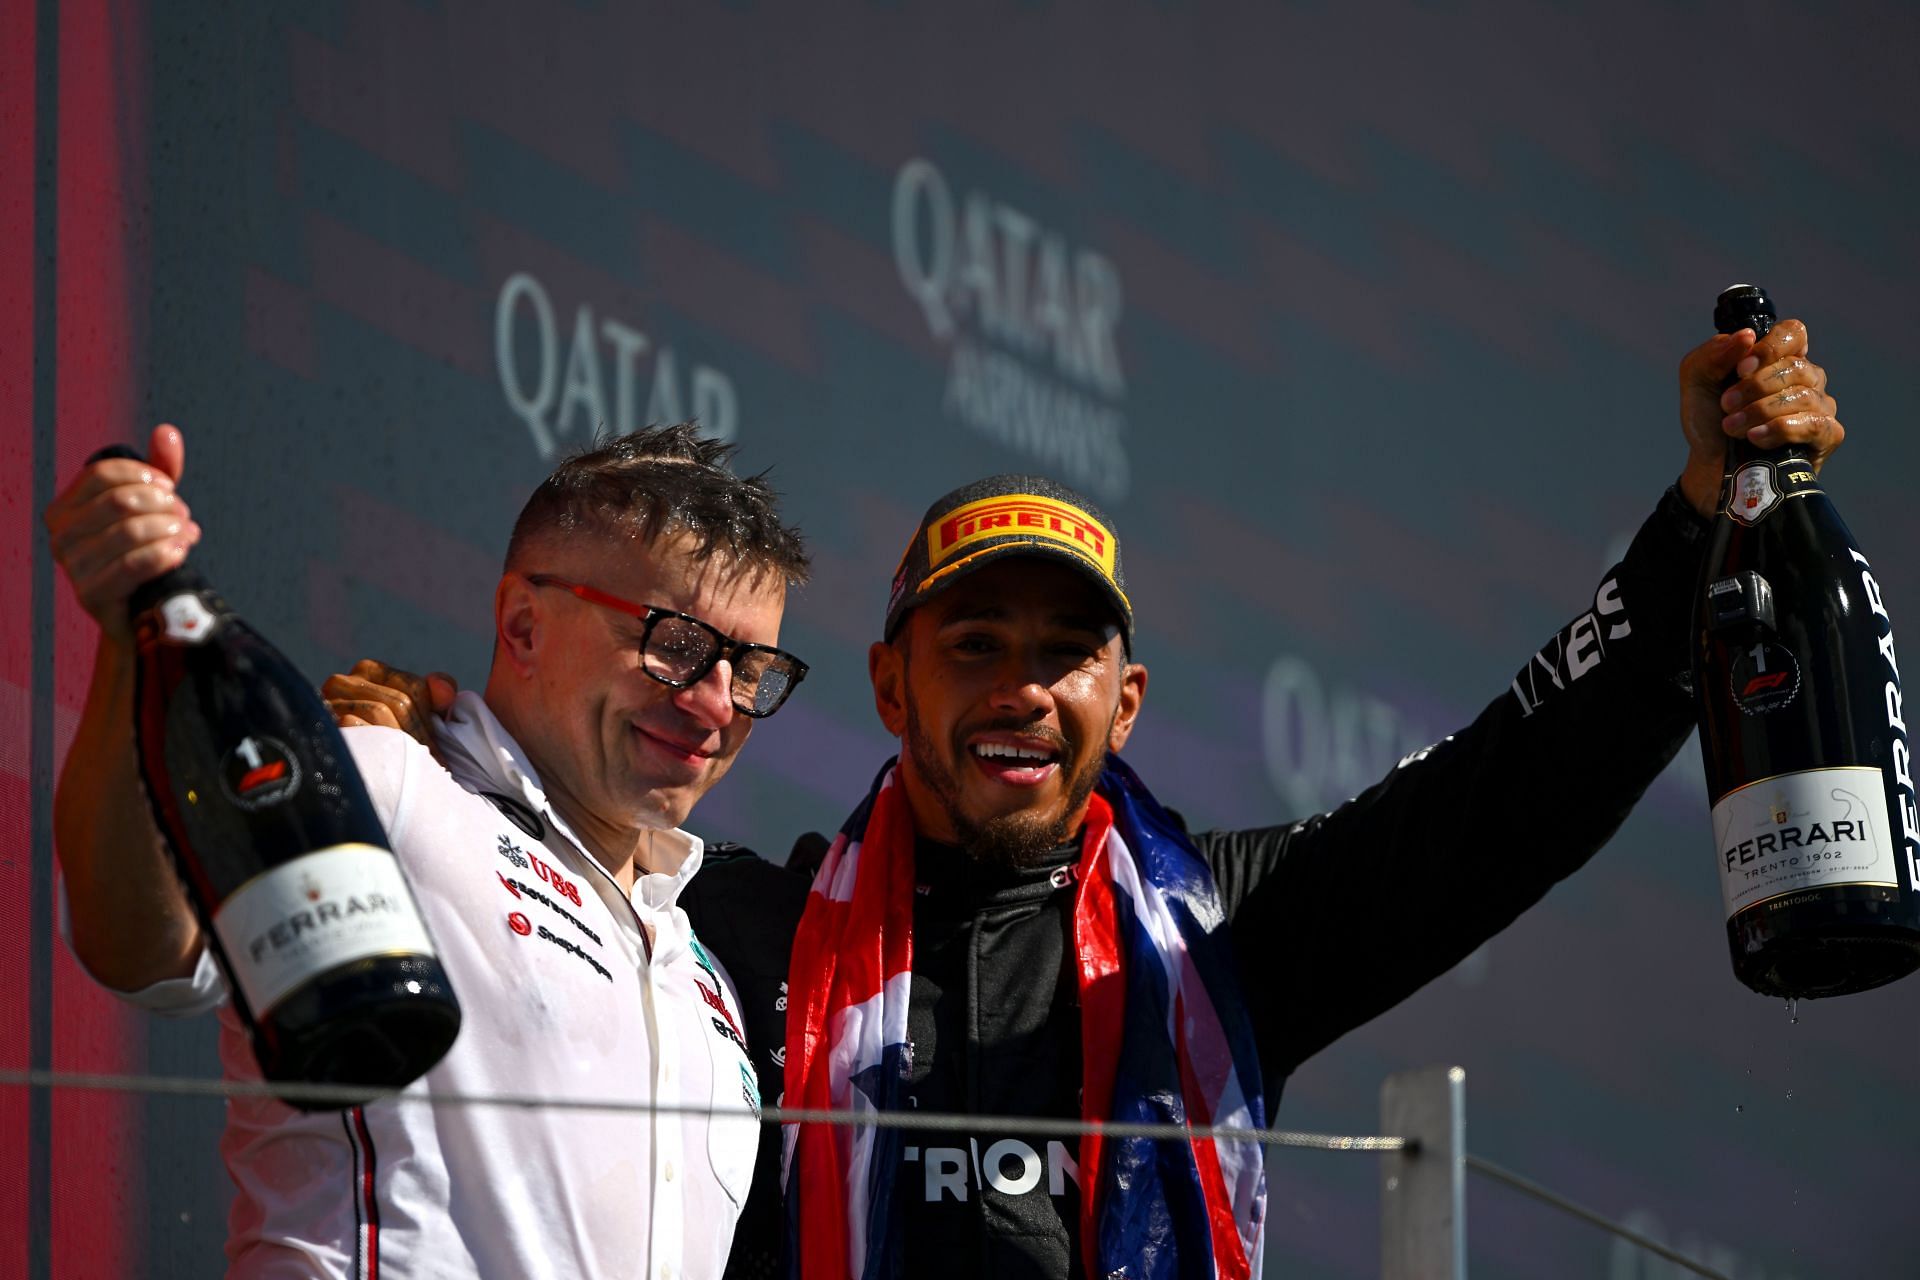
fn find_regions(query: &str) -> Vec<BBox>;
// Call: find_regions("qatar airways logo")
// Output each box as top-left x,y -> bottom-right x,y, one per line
1262,652 -> 1437,816
494,272 -> 739,458
892,159 -> 1130,501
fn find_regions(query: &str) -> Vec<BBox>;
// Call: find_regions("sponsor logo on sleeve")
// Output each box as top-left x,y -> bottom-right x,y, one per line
1509,574 -> 1632,718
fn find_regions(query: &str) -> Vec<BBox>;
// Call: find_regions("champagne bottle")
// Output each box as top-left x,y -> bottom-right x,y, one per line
103,447 -> 462,1105
1693,286 -> 1920,998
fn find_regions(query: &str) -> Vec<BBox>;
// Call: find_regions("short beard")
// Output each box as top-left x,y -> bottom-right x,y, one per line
903,696 -> 1107,872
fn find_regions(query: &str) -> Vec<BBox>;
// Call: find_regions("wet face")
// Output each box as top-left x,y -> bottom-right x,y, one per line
871,558 -> 1146,867
500,531 -> 787,839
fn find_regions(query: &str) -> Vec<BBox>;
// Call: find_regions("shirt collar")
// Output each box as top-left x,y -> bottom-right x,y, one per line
435,691 -> 706,910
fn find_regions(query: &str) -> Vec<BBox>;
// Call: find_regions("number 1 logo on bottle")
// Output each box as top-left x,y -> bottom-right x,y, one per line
1730,640 -> 1801,715
220,735 -> 303,809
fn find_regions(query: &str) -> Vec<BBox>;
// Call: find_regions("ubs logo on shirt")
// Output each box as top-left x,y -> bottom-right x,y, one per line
524,849 -> 582,908
494,835 -> 582,908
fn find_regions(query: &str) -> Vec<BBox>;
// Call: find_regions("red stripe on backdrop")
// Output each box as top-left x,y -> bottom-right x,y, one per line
49,0 -> 151,1275
1,0 -> 40,1275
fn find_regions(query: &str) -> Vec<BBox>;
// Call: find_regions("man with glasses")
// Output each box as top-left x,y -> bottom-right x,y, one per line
43,422 -> 809,1279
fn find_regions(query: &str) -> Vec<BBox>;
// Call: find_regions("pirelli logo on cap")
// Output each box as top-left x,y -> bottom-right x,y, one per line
927,494 -> 1116,580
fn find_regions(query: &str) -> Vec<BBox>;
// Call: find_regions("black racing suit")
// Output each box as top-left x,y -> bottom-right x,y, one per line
683,489 -> 1709,1279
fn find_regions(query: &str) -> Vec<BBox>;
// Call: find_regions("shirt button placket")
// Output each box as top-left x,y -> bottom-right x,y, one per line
645,942 -> 684,1279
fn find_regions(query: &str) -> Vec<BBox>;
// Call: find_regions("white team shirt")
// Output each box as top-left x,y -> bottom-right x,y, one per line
101,693 -> 761,1279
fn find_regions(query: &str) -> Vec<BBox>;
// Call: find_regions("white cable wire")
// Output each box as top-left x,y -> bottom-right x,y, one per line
0,1068 -> 1407,1150
6,1067 -> 1736,1275
1466,1154 -> 1734,1280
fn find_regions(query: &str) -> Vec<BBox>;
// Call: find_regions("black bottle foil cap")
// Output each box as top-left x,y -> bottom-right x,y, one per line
1714,283 -> 1776,340
128,567 -> 213,618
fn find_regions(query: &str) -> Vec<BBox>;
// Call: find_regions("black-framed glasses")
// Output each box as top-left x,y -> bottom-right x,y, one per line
525,573 -> 808,718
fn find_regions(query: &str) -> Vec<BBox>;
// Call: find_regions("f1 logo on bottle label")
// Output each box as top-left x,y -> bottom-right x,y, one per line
1713,766 -> 1898,919
1730,641 -> 1800,714
220,736 -> 302,809
1727,461 -> 1782,526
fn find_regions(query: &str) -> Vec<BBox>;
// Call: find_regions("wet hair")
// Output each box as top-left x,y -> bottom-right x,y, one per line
504,423 -> 810,585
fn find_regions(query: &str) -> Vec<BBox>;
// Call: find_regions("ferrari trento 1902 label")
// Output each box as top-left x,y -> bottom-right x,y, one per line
214,844 -> 436,1015
1714,767 -> 1898,919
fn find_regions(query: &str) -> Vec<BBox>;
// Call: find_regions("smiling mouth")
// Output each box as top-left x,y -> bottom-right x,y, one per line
967,739 -> 1064,786
634,724 -> 712,767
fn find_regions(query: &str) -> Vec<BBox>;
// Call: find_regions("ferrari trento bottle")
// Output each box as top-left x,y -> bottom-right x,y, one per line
1692,286 -> 1920,997
108,450 -> 461,1104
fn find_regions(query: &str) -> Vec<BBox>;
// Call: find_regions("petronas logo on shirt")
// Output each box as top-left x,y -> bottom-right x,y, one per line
689,934 -> 720,986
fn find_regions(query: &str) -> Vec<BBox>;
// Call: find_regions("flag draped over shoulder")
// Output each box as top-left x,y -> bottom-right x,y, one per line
782,756 -> 1268,1279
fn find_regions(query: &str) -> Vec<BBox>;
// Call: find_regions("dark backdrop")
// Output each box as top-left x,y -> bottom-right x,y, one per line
9,2 -> 1919,1276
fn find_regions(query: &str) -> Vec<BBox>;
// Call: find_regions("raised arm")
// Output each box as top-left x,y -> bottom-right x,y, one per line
43,425 -> 205,991
1210,319 -> 1848,1079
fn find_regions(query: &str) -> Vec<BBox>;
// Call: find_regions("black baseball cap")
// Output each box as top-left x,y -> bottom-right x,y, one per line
883,474 -> 1133,651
